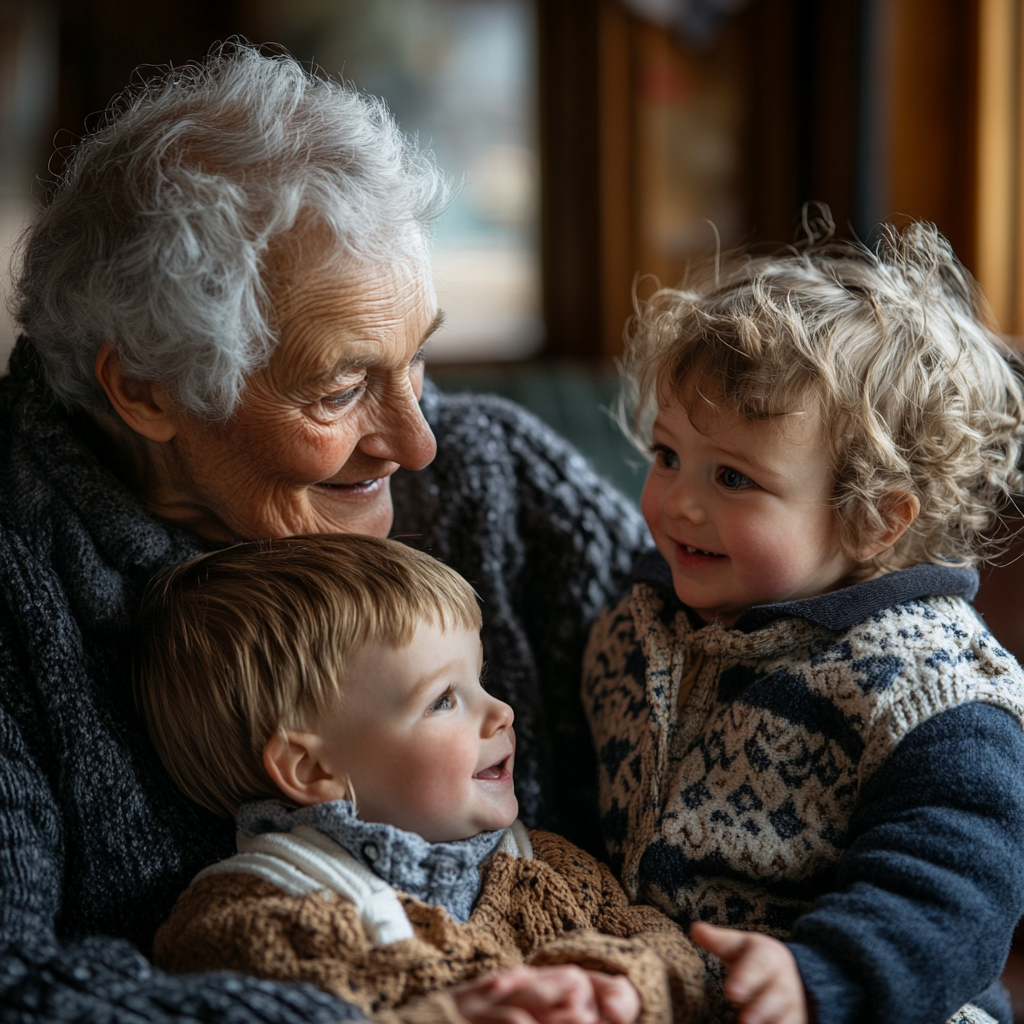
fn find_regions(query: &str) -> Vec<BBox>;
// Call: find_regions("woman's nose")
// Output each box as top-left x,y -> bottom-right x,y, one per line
360,377 -> 437,471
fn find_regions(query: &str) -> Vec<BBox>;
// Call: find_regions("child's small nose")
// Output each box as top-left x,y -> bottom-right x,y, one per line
487,696 -> 515,732
666,485 -> 706,524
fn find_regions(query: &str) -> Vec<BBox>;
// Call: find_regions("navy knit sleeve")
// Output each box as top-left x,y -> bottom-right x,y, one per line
0,613 -> 363,1024
788,701 -> 1024,1024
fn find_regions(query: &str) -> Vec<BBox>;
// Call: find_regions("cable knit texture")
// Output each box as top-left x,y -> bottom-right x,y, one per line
0,337 -> 648,1023
583,552 -> 1024,1024
154,829 -> 707,1024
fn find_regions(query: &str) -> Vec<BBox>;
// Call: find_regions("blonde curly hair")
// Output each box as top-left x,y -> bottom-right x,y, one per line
624,220 -> 1024,579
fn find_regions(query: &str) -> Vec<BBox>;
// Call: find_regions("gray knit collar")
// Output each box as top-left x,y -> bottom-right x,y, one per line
237,799 -> 506,923
632,548 -> 980,633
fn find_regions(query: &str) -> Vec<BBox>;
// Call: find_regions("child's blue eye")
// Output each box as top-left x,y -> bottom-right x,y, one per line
429,691 -> 454,713
719,467 -> 754,490
653,445 -> 680,470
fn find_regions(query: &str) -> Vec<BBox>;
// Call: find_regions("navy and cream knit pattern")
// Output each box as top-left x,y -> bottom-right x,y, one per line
583,553 -> 1024,1024
583,556 -> 1024,933
0,338 -> 647,1024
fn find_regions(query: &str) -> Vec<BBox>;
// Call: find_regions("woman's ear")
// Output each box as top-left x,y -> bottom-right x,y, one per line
94,344 -> 178,443
262,730 -> 349,806
855,491 -> 921,561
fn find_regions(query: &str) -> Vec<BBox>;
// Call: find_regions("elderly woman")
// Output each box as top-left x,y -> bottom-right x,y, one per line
0,46 -> 646,1022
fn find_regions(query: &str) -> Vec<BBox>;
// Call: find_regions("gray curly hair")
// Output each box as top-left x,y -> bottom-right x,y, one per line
13,43 -> 453,418
625,221 -> 1024,577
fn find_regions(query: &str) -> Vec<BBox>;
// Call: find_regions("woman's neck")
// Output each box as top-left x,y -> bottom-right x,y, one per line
88,409 -> 236,541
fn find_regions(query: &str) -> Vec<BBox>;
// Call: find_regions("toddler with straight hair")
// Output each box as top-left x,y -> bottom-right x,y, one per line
136,534 -> 707,1024
583,221 -> 1024,1024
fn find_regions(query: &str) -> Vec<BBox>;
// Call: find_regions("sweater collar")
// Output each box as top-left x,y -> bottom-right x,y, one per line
237,799 -> 506,923
632,548 -> 979,633
0,337 -> 212,632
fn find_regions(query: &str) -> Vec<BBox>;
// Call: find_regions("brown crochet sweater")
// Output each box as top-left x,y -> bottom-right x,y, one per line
154,830 -> 706,1024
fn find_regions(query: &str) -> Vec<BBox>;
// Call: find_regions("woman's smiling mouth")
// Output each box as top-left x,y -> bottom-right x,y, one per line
315,476 -> 388,495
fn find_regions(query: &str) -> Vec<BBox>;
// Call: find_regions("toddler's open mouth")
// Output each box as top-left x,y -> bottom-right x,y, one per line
680,544 -> 726,558
473,757 -> 509,780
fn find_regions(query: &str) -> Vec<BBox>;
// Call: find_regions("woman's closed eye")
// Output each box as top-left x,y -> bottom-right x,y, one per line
323,383 -> 365,409
718,466 -> 756,491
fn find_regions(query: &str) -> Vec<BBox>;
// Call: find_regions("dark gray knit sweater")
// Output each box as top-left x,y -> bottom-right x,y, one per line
0,338 -> 648,1023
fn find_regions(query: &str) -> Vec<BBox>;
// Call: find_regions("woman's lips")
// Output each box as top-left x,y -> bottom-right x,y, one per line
314,476 -> 389,496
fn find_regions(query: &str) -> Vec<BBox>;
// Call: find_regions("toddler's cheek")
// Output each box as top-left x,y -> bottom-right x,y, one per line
395,743 -> 478,827
729,532 -> 795,588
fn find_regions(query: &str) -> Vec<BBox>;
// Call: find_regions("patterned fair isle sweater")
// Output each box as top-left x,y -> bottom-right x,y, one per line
153,802 -> 708,1024
0,338 -> 648,1024
583,550 -> 1024,1024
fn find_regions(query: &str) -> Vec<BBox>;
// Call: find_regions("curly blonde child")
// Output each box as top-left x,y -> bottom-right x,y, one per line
586,221 -> 1024,1024
624,220 -> 1024,580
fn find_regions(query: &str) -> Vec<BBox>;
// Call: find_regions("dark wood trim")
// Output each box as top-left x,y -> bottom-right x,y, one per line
598,0 -> 637,359
536,0 -> 603,359
742,0 -> 864,246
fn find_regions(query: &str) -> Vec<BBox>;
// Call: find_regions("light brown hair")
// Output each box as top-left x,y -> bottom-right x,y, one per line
135,534 -> 481,817
625,220 -> 1024,579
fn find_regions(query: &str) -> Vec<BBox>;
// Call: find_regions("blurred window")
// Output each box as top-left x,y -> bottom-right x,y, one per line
632,23 -> 744,286
254,0 -> 542,362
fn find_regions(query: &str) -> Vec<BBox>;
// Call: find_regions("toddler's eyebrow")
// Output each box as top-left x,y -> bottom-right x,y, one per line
409,660 -> 461,702
715,443 -> 779,479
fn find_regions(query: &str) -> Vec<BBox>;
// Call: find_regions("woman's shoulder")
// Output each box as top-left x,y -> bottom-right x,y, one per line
397,381 -> 647,550
0,367 -> 204,605
420,381 -> 601,480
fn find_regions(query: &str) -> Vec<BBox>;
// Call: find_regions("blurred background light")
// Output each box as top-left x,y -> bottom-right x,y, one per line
251,0 -> 543,363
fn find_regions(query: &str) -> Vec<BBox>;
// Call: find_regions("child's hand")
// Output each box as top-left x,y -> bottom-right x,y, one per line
585,971 -> 641,1024
451,964 -> 641,1024
691,922 -> 808,1024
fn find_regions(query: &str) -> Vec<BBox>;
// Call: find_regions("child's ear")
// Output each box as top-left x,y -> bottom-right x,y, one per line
855,491 -> 921,561
262,730 -> 349,806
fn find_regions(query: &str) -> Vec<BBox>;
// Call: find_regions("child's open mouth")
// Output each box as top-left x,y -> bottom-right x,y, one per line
473,758 -> 509,780
680,544 -> 726,558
